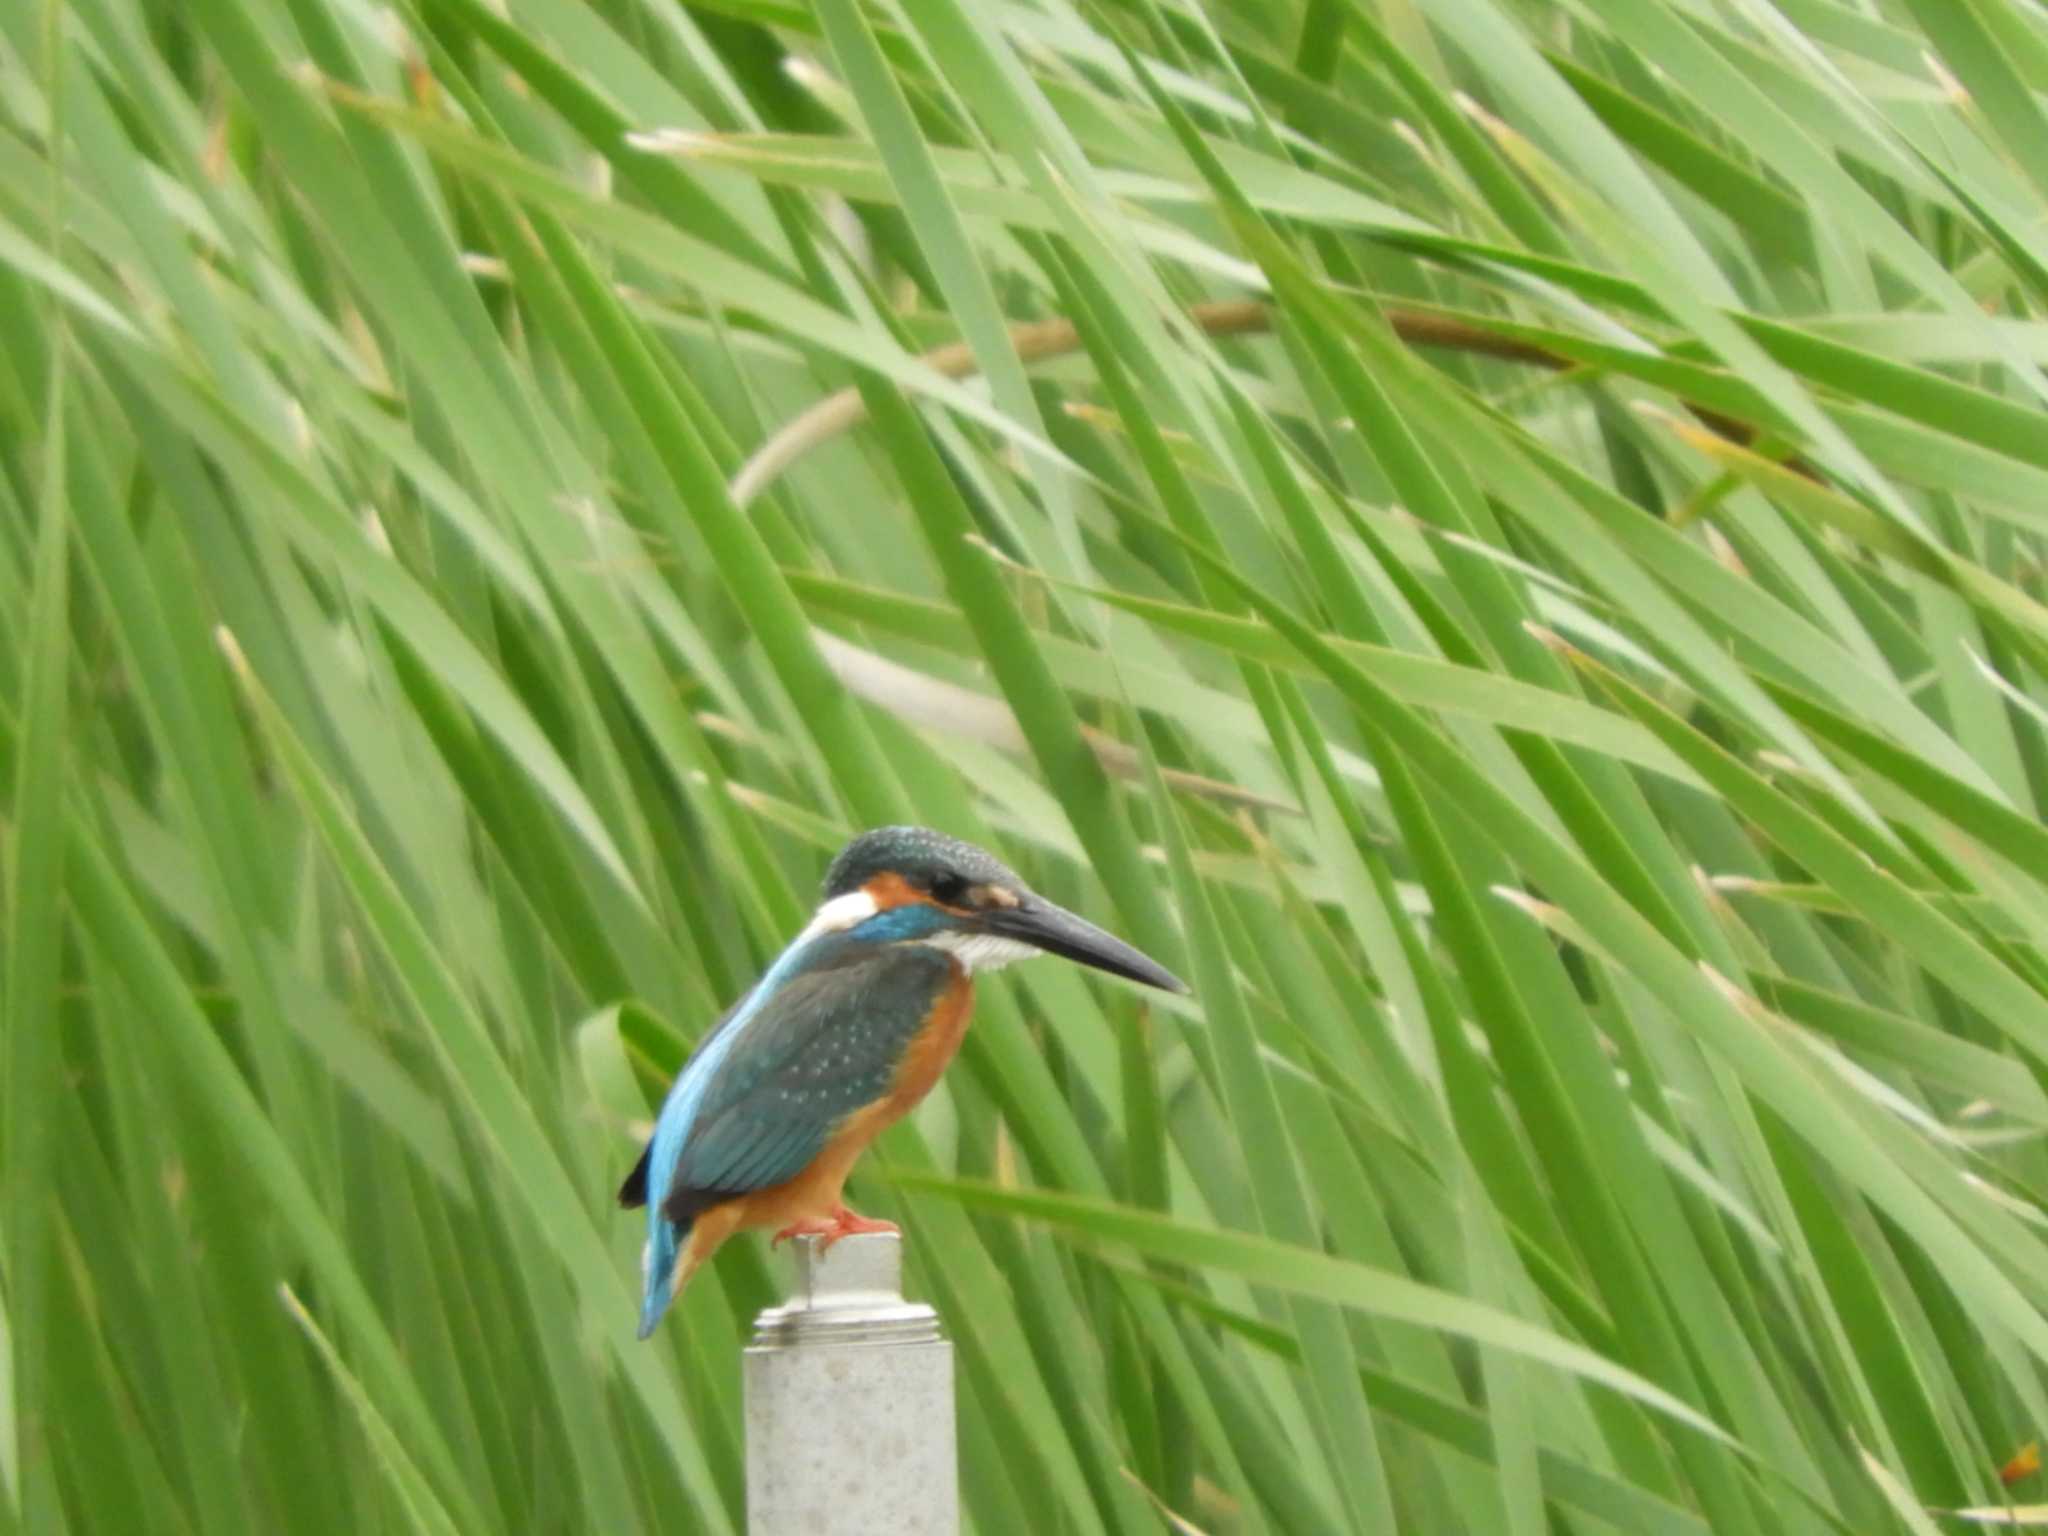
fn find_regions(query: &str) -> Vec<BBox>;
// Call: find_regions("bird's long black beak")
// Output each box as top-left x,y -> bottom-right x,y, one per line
990,896 -> 1188,993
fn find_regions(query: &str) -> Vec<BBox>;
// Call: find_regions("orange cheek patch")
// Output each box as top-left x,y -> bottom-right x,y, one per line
864,871 -> 924,911
864,870 -> 978,917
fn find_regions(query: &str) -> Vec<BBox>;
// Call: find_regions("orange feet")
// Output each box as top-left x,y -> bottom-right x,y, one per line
770,1214 -> 836,1248
817,1206 -> 899,1251
771,1203 -> 901,1252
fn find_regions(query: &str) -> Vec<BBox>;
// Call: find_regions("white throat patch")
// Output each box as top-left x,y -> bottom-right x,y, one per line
920,929 -> 1040,974
797,888 -> 878,943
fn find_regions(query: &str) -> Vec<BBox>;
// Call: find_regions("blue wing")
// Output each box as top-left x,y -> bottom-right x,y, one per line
628,940 -> 954,1337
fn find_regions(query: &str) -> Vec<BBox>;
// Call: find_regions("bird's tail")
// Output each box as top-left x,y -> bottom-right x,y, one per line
638,1215 -> 688,1340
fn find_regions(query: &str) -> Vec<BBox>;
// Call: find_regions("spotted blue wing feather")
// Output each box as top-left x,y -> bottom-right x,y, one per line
631,936 -> 954,1337
619,995 -> 749,1210
668,945 -> 951,1206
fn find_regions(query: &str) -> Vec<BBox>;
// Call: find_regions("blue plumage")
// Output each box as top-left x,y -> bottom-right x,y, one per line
630,923 -> 956,1337
618,826 -> 1187,1338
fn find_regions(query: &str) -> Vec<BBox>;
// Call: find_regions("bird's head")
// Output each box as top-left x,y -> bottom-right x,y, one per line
805,827 -> 1187,992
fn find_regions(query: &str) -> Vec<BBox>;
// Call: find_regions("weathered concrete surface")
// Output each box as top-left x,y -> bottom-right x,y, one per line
744,1233 -> 955,1535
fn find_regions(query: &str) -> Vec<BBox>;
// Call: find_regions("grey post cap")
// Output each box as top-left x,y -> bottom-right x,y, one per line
745,1231 -> 956,1535
747,1231 -> 943,1349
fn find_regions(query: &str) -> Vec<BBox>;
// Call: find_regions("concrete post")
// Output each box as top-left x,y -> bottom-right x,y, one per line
743,1232 -> 956,1535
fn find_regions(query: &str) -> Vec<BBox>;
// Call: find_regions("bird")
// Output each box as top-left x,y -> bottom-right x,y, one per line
619,825 -> 1186,1338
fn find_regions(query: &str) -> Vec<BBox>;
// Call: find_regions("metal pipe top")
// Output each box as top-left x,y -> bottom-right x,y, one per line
747,1232 -> 943,1350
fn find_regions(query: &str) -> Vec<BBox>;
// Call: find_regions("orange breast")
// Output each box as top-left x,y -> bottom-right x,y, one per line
731,960 -> 977,1233
816,961 -> 975,1163
884,960 -> 976,1116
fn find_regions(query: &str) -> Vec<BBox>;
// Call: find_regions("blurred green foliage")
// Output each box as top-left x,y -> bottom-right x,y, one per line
6,0 -> 2048,1531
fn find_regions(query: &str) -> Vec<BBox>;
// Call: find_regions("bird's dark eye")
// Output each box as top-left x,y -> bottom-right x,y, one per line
928,872 -> 971,907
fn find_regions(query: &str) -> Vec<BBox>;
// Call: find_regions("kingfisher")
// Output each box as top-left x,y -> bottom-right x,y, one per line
619,826 -> 1185,1337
